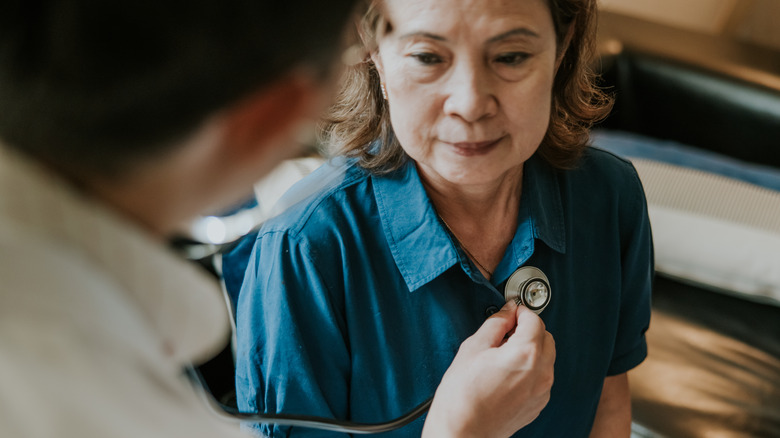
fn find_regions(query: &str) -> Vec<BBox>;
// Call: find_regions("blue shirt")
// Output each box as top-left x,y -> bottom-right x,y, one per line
233,147 -> 653,437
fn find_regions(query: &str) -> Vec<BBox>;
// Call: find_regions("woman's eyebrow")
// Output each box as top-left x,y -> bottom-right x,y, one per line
487,27 -> 540,43
398,31 -> 446,42
397,27 -> 540,43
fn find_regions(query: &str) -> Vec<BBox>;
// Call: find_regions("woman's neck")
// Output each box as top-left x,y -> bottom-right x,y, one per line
420,163 -> 523,223
419,163 -> 524,278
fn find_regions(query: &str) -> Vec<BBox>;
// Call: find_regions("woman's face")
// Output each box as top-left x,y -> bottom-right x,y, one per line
372,0 -> 560,187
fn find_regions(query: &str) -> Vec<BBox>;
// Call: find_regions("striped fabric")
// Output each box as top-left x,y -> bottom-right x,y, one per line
633,158 -> 780,234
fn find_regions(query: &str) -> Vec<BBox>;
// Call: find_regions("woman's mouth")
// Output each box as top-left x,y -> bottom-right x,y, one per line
447,138 -> 503,156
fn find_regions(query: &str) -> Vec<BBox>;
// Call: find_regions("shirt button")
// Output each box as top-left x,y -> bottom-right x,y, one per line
485,305 -> 499,317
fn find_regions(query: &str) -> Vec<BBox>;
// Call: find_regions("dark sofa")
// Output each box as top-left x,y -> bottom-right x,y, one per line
595,12 -> 780,438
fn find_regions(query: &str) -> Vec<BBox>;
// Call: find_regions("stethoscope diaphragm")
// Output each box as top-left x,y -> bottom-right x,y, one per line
504,266 -> 551,314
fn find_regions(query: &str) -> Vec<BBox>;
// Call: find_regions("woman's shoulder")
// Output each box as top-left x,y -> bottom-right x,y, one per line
553,146 -> 648,220
569,146 -> 644,193
580,145 -> 638,174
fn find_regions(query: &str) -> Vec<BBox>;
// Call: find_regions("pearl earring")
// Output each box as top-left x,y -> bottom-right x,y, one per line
380,82 -> 388,100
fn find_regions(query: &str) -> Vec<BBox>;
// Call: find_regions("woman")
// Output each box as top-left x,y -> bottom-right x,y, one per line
233,0 -> 652,436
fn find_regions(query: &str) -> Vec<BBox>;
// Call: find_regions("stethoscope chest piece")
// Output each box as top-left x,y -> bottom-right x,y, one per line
504,266 -> 551,314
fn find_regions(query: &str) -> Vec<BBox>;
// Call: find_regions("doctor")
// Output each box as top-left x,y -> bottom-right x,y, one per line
0,1 -> 554,437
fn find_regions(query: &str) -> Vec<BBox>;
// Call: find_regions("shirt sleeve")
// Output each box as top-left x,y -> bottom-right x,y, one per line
608,163 -> 654,376
234,228 -> 351,438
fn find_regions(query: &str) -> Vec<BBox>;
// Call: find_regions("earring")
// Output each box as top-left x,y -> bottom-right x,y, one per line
380,82 -> 388,100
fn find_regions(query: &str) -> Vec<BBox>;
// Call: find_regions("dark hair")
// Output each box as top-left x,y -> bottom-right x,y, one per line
321,0 -> 612,173
0,1 -> 356,178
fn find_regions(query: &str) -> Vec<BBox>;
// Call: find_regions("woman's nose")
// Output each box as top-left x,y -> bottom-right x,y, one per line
442,62 -> 498,123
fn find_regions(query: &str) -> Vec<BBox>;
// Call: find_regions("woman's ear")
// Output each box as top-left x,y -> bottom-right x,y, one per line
370,49 -> 385,82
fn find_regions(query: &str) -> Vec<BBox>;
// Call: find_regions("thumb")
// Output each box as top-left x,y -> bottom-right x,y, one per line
462,301 -> 519,351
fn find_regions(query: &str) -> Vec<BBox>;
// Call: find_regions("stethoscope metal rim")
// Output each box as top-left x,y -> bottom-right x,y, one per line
504,266 -> 551,314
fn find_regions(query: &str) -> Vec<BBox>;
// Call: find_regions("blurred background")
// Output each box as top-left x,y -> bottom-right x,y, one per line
593,2 -> 780,437
601,0 -> 780,51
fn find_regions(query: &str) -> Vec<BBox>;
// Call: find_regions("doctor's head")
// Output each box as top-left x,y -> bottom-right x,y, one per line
0,0 -> 357,233
324,0 -> 611,186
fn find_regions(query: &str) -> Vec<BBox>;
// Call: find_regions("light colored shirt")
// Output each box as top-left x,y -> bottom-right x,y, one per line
0,145 -> 246,437
233,148 -> 653,437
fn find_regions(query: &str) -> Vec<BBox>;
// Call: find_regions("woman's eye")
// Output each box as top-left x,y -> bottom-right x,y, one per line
494,52 -> 530,66
410,52 -> 443,65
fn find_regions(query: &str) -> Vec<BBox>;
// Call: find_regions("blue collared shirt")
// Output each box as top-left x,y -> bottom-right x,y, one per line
233,147 -> 653,437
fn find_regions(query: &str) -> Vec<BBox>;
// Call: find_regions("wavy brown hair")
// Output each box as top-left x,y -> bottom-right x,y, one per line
320,0 -> 612,173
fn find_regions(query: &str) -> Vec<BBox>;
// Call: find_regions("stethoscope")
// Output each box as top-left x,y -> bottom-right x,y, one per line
179,211 -> 551,434
505,266 -> 552,314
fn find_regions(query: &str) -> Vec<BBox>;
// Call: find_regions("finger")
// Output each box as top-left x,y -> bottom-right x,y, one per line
541,331 -> 556,366
504,305 -> 547,347
462,301 -> 519,351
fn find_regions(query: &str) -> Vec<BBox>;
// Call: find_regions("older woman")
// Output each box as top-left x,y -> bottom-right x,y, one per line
233,0 -> 652,436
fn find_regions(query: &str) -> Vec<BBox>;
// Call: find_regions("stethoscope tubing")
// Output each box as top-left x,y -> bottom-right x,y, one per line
186,366 -> 433,434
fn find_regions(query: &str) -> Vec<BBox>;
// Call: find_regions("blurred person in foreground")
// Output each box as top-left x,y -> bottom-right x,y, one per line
234,0 -> 652,436
0,1 -> 555,437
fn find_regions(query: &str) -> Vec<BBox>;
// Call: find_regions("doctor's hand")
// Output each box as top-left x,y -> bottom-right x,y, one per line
422,301 -> 555,438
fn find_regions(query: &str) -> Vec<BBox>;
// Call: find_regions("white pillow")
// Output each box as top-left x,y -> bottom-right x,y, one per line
632,158 -> 780,306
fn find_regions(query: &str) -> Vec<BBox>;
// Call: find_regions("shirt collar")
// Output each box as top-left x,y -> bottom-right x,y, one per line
520,154 -> 566,255
492,154 -> 566,284
372,162 -> 459,292
372,155 -> 565,292
0,145 -> 230,366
